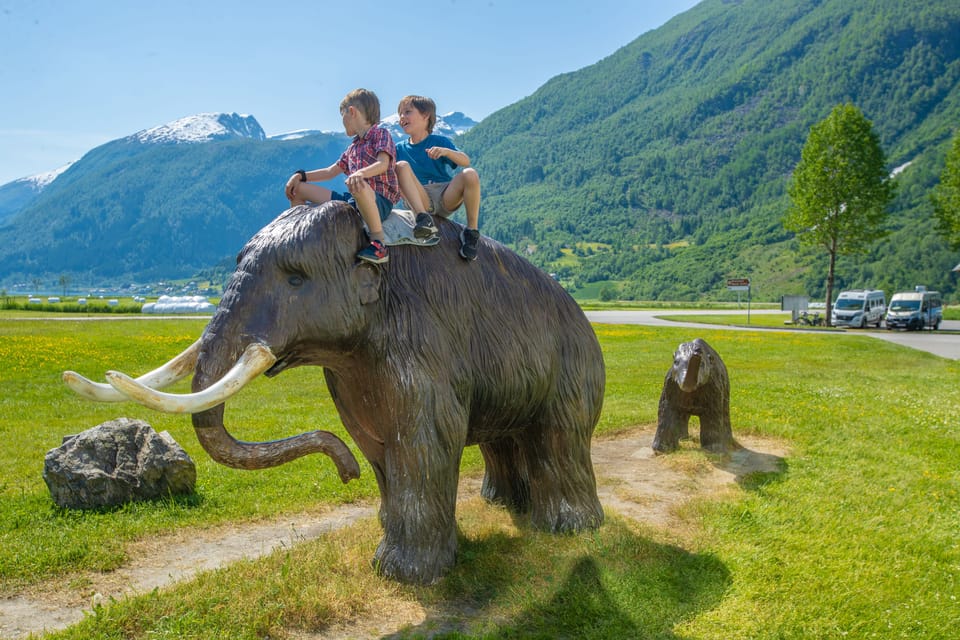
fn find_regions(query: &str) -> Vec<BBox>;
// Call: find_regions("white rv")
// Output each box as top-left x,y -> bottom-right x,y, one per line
831,289 -> 886,328
885,287 -> 943,330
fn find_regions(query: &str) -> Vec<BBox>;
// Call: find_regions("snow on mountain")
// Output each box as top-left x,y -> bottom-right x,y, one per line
435,112 -> 478,136
267,129 -> 331,141
22,162 -> 73,190
270,112 -> 478,142
129,112 -> 266,144
2,110 -> 476,192
380,111 -> 478,140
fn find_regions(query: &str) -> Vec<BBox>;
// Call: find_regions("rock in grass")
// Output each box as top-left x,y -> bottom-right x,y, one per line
43,417 -> 196,509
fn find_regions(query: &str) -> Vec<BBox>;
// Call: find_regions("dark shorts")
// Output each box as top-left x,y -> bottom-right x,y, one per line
331,191 -> 394,222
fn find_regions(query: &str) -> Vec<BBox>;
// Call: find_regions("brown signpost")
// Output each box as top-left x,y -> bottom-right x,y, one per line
726,278 -> 751,322
726,278 -> 750,290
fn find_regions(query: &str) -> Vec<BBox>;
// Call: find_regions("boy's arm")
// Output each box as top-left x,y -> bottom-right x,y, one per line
345,151 -> 391,189
305,163 -> 343,182
286,163 -> 342,199
427,146 -> 470,168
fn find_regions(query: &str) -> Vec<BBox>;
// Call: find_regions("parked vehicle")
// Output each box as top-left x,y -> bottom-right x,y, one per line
831,289 -> 886,328
885,287 -> 942,330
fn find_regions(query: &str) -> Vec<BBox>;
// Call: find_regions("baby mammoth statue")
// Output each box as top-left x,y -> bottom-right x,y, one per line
652,338 -> 736,454
63,202 -> 606,584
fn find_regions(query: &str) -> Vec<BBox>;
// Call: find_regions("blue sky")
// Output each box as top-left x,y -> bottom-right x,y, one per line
0,0 -> 700,185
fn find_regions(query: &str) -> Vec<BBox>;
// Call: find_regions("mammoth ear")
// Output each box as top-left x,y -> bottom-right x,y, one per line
354,262 -> 382,305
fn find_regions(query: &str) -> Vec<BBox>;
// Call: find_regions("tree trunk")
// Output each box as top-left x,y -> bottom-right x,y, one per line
825,238 -> 837,327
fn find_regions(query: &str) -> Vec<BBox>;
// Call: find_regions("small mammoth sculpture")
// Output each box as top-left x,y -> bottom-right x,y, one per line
64,202 -> 605,584
652,338 -> 735,454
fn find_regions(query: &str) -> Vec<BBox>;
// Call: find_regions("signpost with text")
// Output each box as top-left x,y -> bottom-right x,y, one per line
727,278 -> 751,323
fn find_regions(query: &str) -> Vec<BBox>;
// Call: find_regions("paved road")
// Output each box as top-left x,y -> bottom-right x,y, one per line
584,310 -> 960,360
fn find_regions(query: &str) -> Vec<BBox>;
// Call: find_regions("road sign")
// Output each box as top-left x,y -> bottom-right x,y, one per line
726,278 -> 750,291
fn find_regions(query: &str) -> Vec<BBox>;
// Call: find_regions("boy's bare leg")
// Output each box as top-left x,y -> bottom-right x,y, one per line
443,168 -> 481,230
350,182 -> 385,242
397,161 -> 438,239
396,162 -> 430,213
289,182 -> 334,207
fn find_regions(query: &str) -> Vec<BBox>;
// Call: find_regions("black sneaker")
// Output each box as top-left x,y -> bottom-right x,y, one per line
459,228 -> 480,261
357,239 -> 388,264
413,212 -> 438,239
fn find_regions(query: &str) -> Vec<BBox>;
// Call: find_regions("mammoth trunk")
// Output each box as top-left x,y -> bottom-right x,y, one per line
679,352 -> 702,393
190,339 -> 360,483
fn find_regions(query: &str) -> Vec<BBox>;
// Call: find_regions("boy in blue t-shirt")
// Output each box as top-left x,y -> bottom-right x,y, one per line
395,95 -> 482,261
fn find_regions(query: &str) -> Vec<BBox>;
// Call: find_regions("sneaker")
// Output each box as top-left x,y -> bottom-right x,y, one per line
357,239 -> 388,264
459,228 -> 480,261
413,212 -> 438,239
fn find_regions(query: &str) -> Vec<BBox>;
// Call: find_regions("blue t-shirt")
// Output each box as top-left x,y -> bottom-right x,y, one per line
395,134 -> 459,185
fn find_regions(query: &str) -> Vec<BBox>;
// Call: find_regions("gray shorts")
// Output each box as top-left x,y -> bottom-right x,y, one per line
423,181 -> 460,217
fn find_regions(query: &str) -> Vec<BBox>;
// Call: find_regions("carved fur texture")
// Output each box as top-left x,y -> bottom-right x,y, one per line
192,202 -> 605,584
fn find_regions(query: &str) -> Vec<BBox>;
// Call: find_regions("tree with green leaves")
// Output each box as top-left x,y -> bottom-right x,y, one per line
932,132 -> 960,251
58,274 -> 70,298
784,103 -> 896,325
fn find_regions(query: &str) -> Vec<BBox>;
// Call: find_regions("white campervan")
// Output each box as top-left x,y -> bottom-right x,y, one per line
885,287 -> 943,331
831,289 -> 886,328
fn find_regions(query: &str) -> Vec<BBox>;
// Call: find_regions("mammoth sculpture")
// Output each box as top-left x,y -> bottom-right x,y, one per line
64,202 -> 605,584
652,338 -> 735,454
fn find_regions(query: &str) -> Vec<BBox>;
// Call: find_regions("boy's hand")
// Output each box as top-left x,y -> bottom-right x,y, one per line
346,171 -> 366,190
426,147 -> 447,159
285,173 -> 303,199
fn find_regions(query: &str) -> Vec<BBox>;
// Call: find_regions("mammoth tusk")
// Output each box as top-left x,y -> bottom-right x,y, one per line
63,338 -> 202,402
104,342 -> 277,414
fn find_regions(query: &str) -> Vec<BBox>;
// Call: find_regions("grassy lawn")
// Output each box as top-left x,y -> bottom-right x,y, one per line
1,316 -> 958,638
662,310 -> 960,330
660,311 -> 836,329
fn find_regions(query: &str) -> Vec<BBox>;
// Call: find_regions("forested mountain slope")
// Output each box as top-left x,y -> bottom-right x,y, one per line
462,0 -> 960,300
1,0 -> 957,301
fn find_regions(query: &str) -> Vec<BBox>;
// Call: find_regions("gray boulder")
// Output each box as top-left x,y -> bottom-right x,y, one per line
43,417 -> 196,509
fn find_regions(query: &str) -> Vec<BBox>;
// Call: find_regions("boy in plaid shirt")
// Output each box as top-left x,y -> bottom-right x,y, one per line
285,88 -> 400,264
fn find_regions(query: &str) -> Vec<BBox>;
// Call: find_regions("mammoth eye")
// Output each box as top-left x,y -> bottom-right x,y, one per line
288,274 -> 305,287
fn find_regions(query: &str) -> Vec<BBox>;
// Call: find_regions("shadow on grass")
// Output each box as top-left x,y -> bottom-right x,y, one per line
48,489 -> 206,516
388,518 -> 731,639
714,444 -> 788,490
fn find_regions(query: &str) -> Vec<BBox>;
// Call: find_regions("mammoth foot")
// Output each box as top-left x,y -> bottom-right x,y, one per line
700,436 -> 739,454
373,536 -> 457,585
530,493 -> 604,534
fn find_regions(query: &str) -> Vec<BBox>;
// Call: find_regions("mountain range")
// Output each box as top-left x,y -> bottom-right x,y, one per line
0,111 -> 476,286
2,0 -> 959,301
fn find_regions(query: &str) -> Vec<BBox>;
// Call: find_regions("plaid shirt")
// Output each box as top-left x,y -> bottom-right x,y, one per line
337,124 -> 400,204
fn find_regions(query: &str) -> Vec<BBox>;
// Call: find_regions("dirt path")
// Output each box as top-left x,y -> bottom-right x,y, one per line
0,429 -> 786,639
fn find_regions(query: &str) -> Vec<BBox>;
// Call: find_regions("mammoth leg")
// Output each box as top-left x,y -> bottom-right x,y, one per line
374,422 -> 463,585
522,420 -> 603,534
327,369 -> 463,585
653,385 -> 691,453
479,437 -> 531,514
653,408 -> 691,453
699,390 -> 735,453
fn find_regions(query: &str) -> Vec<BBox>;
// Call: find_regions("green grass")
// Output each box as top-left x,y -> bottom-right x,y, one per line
578,300 -> 780,311
660,311 -> 837,329
2,317 -> 959,638
0,318 -> 379,591
663,309 -> 960,331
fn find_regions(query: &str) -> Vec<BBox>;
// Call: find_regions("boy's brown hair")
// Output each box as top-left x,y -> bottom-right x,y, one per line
398,95 -> 437,134
341,88 -> 381,125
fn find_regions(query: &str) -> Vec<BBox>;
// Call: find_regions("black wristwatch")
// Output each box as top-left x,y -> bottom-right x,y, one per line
296,169 -> 307,182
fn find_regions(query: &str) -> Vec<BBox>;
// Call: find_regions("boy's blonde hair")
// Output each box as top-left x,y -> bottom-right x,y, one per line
398,95 -> 437,134
341,88 -> 381,125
